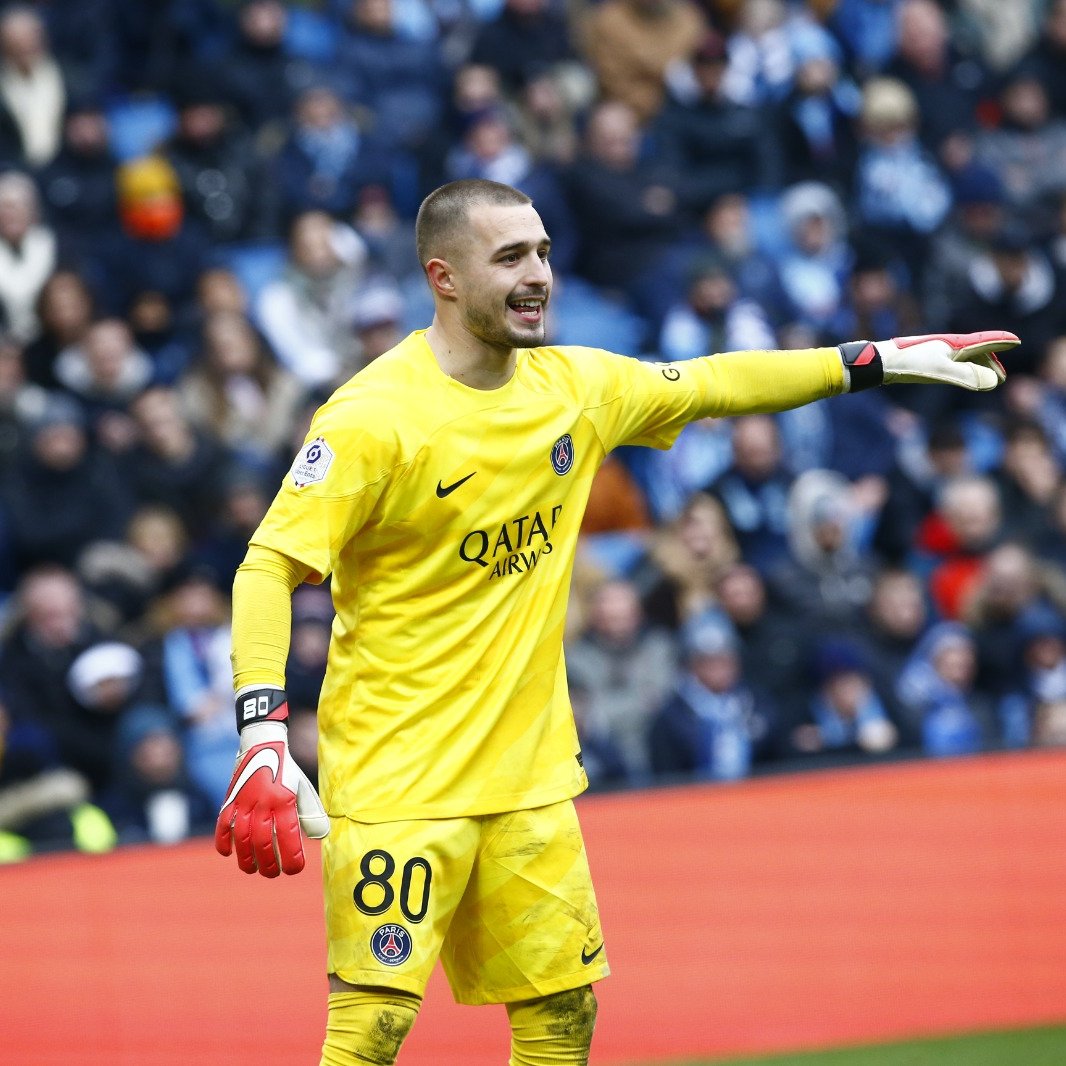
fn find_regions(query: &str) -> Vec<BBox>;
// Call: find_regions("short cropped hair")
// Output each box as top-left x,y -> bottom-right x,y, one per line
415,179 -> 532,269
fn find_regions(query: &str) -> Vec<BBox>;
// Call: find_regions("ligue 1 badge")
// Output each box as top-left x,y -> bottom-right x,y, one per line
371,924 -> 413,966
291,436 -> 334,487
550,433 -> 574,476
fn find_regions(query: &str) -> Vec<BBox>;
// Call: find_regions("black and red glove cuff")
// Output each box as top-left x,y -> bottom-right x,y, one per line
838,340 -> 884,392
235,687 -> 290,732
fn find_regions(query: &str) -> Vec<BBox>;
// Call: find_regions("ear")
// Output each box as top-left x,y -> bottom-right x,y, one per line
425,258 -> 457,301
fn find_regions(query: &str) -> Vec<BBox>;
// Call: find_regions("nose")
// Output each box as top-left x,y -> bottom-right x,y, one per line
524,252 -> 551,288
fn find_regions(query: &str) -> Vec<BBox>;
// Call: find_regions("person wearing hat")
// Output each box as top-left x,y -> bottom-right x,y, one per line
649,608 -> 780,780
90,154 -> 210,333
2,389 -> 131,571
790,637 -> 898,758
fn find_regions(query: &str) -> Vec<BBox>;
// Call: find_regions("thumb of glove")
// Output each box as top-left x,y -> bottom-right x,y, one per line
295,766 -> 330,839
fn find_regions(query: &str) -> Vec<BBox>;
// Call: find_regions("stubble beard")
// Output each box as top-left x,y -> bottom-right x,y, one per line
463,296 -> 546,351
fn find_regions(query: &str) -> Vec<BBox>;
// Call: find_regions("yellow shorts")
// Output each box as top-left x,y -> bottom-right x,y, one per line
322,798 -> 609,1005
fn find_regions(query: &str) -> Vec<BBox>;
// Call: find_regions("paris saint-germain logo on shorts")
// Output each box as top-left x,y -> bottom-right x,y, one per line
371,924 -> 413,966
551,433 -> 574,475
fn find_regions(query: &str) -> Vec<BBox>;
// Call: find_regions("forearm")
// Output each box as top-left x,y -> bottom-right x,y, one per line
690,346 -> 845,419
231,545 -> 312,691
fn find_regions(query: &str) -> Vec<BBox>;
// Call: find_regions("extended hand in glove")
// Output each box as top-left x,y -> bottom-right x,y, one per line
840,331 -> 1020,392
214,686 -> 329,877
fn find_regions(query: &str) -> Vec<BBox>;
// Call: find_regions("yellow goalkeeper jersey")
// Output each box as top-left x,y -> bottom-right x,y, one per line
249,330 -> 842,821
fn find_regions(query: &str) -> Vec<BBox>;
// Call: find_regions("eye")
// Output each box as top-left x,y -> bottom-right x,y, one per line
502,252 -> 520,264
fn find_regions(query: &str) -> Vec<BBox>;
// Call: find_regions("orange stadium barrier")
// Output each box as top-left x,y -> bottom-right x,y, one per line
5,749 -> 1066,1065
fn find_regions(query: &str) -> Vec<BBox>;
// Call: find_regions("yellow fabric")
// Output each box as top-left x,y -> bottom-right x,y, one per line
116,155 -> 180,202
507,987 -> 598,1066
323,799 -> 607,1005
230,544 -> 310,690
319,990 -> 420,1066
245,330 -> 843,821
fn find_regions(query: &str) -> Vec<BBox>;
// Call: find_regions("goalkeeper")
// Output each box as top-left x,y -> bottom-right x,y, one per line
215,178 -> 1017,1065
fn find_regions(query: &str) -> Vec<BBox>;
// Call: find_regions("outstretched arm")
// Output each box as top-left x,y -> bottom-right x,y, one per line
214,546 -> 330,878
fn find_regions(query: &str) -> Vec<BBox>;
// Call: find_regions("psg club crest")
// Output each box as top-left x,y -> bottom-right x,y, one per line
550,433 -> 574,476
371,924 -> 413,966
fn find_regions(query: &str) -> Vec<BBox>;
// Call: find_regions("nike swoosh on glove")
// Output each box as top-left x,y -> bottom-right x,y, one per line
214,716 -> 329,878
839,331 -> 1020,392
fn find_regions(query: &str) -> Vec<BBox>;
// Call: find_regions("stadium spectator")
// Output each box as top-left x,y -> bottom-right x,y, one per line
990,418 -> 1062,544
853,76 -> 953,285
0,333 -> 43,480
179,309 -> 306,473
92,155 -> 210,325
468,0 -> 580,95
161,76 -> 276,244
566,576 -> 678,780
2,390 -> 131,571
0,170 -> 57,343
0,690 -> 93,859
944,218 -> 1066,381
714,560 -> 807,719
156,565 -> 235,808
22,268 -> 95,389
578,0 -> 706,125
775,23 -> 860,192
639,490 -> 741,630
348,281 -> 406,367
922,163 -> 1008,334
776,180 -> 851,336
37,95 -> 119,260
563,99 -> 685,297
996,602 -> 1066,748
649,608 -> 779,781
856,566 -> 931,745
125,385 -> 233,539
0,5 -> 66,167
215,0 -> 307,136
104,703 -> 215,845
336,0 -> 445,155
256,209 -> 368,389
273,84 -> 392,222
972,70 -> 1066,216
654,29 -> 778,215
286,584 -> 333,718
1018,0 -> 1066,119
790,637 -> 899,758
53,317 -> 153,427
884,0 -> 990,160
896,620 -> 996,756
0,566 -> 111,790
705,413 -> 794,574
657,253 -> 776,362
920,473 -> 1004,621
767,469 -> 876,636
963,540 -> 1066,699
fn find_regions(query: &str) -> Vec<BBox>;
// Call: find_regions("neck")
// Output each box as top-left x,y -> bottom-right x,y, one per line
425,322 -> 517,391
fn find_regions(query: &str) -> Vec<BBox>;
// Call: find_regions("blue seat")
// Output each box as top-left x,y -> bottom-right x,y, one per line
106,95 -> 177,161
217,241 -> 288,308
551,277 -> 647,355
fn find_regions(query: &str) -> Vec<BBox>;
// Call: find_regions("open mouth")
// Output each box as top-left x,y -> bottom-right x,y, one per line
508,297 -> 544,324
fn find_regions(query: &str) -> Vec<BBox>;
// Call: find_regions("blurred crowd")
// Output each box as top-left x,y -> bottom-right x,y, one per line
1,0 -> 1066,859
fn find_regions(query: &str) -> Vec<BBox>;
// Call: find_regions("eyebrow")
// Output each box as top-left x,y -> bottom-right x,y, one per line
493,237 -> 552,257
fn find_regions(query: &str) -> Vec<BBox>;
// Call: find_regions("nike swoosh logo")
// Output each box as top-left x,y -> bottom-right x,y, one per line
581,943 -> 604,965
221,747 -> 280,809
436,471 -> 476,498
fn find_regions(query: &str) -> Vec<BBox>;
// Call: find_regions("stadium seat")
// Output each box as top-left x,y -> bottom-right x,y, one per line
105,95 -> 178,161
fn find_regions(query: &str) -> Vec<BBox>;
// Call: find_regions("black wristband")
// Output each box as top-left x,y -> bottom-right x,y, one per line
838,340 -> 884,392
235,688 -> 290,732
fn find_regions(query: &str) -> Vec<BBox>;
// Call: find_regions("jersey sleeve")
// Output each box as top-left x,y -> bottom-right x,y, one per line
578,346 -> 845,452
249,398 -> 399,581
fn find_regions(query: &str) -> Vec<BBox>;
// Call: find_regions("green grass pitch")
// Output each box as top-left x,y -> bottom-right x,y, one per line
645,1024 -> 1066,1066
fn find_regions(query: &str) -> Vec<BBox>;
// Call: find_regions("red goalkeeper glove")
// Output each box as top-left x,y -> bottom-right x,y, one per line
214,685 -> 329,877
839,330 -> 1019,392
